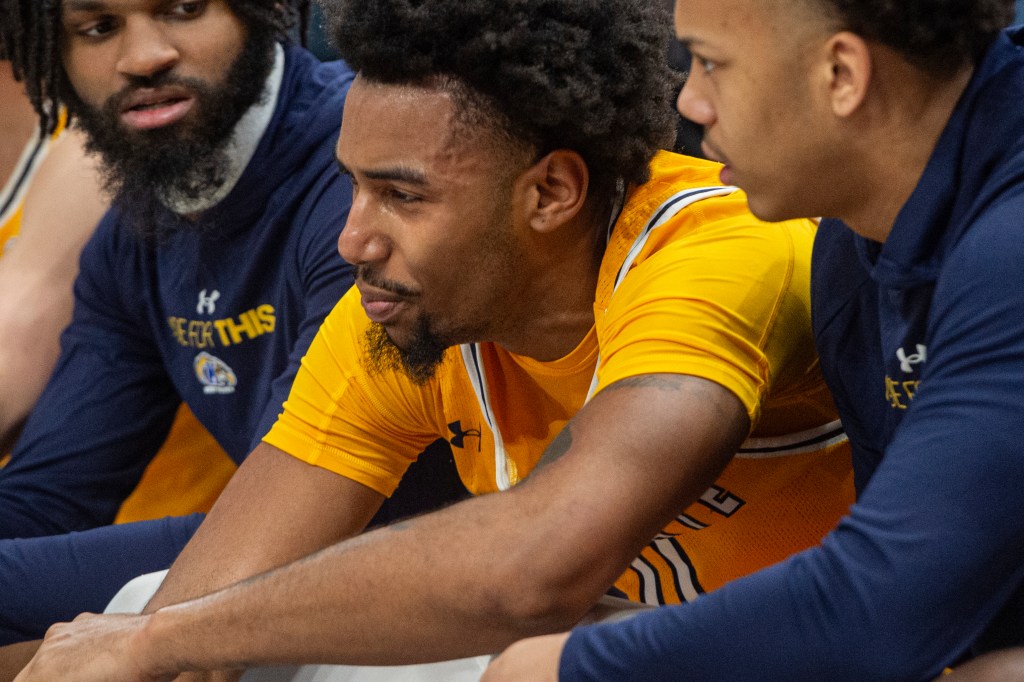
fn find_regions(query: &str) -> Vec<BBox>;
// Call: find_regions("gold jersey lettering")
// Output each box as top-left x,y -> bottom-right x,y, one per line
256,304 -> 276,333
903,380 -> 920,401
215,318 -> 248,345
168,317 -> 188,347
213,305 -> 277,346
884,374 -> 909,405
187,320 -> 215,349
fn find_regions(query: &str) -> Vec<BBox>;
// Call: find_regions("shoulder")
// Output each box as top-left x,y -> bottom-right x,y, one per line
943,189 -> 1024,295
602,150 -> 815,303
280,45 -> 355,119
626,191 -> 814,294
19,129 -> 108,247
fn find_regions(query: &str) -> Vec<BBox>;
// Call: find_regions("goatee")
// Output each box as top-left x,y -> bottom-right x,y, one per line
364,318 -> 449,385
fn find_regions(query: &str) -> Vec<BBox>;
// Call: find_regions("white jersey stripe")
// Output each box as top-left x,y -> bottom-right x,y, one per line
654,537 -> 702,603
0,127 -> 48,228
737,418 -> 848,458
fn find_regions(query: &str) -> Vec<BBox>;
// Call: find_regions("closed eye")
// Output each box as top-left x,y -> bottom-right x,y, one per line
386,188 -> 421,204
692,53 -> 717,75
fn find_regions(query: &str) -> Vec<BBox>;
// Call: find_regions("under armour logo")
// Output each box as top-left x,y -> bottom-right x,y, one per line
896,344 -> 927,373
447,420 -> 482,451
196,289 -> 221,315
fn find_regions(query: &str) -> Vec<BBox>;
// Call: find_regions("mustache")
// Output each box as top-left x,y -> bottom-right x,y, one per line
356,266 -> 419,298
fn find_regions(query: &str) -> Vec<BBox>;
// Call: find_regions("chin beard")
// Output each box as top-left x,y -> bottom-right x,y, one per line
364,318 -> 449,386
67,27 -> 276,240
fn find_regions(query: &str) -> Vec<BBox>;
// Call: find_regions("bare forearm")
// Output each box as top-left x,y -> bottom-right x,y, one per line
145,494 -> 591,674
144,445 -> 385,614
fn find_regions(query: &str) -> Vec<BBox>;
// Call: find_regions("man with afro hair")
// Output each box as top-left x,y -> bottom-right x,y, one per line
14,0 -> 853,678
487,0 -> 1024,680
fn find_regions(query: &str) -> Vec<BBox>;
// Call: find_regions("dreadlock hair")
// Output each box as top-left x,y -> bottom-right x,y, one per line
0,0 -> 311,135
323,0 -> 678,200
817,0 -> 1015,76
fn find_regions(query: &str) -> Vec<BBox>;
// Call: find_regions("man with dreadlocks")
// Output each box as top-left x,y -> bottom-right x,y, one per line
14,0 -> 853,679
0,0 -> 464,662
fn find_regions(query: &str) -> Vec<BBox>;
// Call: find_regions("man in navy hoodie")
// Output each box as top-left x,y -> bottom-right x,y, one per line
485,0 -> 1024,680
0,0 -> 460,660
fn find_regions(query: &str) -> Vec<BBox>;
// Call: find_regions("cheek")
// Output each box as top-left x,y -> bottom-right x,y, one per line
63,52 -> 110,110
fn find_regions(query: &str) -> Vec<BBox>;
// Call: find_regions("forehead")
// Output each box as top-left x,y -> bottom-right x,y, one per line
337,77 -> 502,180
64,0 -> 165,12
675,0 -> 797,48
60,0 -> 243,24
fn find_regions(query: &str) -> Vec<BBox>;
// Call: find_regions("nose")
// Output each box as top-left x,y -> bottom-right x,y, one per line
337,195 -> 392,266
676,75 -> 715,126
115,17 -> 180,79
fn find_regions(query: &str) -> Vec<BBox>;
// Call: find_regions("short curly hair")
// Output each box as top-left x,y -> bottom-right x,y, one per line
817,0 -> 1014,75
0,0 -> 309,135
324,0 -> 679,198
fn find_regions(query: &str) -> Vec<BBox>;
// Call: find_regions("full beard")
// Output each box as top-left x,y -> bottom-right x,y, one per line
66,26 -> 277,240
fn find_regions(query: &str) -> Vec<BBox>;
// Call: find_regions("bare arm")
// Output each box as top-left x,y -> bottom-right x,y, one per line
0,129 -> 107,451
145,441 -> 387,614
17,374 -> 747,679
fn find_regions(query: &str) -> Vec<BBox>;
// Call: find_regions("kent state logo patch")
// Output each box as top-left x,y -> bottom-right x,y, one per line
194,352 -> 238,395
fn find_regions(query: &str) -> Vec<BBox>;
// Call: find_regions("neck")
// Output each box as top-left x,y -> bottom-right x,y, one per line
493,200 -> 611,361
161,44 -> 286,215
837,55 -> 974,242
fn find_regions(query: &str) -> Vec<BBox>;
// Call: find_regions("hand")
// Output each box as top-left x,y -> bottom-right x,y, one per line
14,612 -> 173,682
481,632 -> 570,682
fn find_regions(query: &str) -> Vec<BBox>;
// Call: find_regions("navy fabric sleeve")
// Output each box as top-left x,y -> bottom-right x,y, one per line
248,163 -> 354,450
559,202 -> 1024,681
0,514 -> 203,644
0,215 -> 180,539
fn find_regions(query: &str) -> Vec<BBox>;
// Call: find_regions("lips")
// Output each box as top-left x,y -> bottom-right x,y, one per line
357,283 -> 409,324
700,140 -> 734,185
119,87 -> 195,130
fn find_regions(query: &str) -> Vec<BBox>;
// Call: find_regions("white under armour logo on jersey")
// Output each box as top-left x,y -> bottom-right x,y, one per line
896,344 -> 927,373
196,289 -> 221,315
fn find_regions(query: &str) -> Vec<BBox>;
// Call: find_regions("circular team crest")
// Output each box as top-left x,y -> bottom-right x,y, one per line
194,352 -> 238,395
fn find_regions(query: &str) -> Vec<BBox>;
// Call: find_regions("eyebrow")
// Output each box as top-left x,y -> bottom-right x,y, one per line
675,37 -> 704,50
64,0 -> 108,11
336,160 -> 428,186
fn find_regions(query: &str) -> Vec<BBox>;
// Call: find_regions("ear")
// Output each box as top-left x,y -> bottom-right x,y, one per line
515,150 -> 590,235
824,31 -> 872,118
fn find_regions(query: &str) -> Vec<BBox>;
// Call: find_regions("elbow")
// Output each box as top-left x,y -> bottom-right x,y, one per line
479,551 -> 616,636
